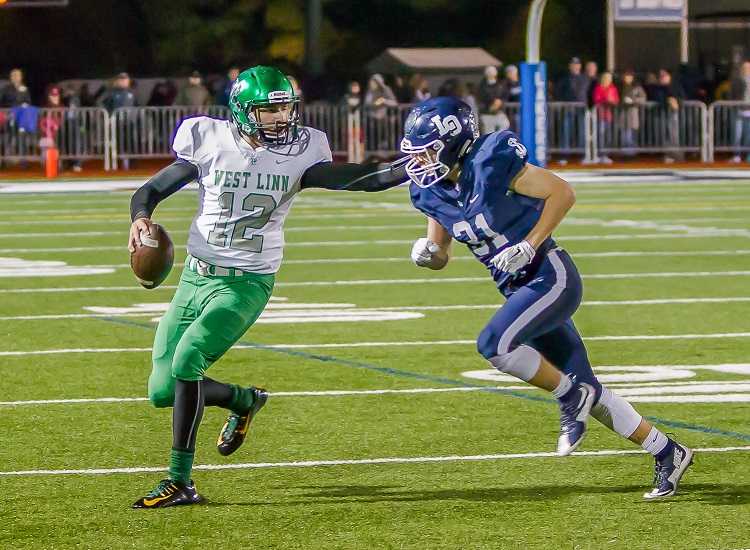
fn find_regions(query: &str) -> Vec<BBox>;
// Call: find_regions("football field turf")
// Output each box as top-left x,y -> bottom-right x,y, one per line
1,177 -> 749,549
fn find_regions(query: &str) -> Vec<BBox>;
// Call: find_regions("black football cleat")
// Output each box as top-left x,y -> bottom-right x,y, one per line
643,441 -> 694,500
217,387 -> 268,456
132,478 -> 203,509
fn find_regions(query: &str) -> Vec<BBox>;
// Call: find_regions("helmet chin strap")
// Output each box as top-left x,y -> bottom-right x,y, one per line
446,163 -> 461,181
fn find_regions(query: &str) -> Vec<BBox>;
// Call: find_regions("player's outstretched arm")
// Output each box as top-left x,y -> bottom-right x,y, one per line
411,217 -> 452,270
128,159 -> 198,252
300,158 -> 408,192
511,164 -> 576,249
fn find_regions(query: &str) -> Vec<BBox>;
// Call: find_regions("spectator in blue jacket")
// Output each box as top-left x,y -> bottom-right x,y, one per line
216,66 -> 240,106
99,72 -> 137,113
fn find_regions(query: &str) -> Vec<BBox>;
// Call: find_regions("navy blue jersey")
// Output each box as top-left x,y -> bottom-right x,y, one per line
410,130 -> 555,289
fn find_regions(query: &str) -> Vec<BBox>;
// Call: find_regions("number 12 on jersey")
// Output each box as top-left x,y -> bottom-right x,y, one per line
207,192 -> 277,252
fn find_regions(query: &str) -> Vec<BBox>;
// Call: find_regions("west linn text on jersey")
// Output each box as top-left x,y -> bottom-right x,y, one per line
212,170 -> 291,192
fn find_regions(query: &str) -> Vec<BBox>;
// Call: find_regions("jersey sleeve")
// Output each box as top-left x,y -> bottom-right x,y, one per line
478,131 -> 529,193
172,117 -> 208,178
316,130 -> 333,164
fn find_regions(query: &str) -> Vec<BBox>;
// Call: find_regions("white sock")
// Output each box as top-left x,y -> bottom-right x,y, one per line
641,427 -> 669,457
551,374 -> 573,399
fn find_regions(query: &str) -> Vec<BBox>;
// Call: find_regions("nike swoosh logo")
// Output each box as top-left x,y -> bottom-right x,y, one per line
142,493 -> 173,506
469,194 -> 479,204
275,159 -> 291,164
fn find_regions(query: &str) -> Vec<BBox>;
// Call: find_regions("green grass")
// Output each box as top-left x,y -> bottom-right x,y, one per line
1,179 -> 750,549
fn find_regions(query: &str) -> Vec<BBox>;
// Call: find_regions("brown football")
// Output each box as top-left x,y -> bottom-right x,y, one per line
130,224 -> 174,289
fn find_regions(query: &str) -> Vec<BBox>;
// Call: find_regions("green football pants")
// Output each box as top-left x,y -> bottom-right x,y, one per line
147,264 -> 274,408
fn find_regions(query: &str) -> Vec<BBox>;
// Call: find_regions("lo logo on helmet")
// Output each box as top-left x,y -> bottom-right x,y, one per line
431,115 -> 462,137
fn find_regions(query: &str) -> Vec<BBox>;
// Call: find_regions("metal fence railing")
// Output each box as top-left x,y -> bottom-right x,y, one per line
592,100 -> 707,161
0,102 -> 731,170
547,102 -> 591,159
707,101 -> 750,162
111,105 -> 230,167
301,103 -> 349,158
110,104 -> 350,167
360,104 -> 413,158
0,107 -> 110,169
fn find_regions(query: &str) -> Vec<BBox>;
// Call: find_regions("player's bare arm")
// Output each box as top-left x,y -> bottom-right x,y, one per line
510,164 -> 576,249
490,165 -> 576,274
411,216 -> 451,270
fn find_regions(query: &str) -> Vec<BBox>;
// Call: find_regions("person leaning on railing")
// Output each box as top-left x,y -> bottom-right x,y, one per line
99,72 -> 137,113
364,73 -> 398,153
1,68 -> 36,163
175,71 -> 210,108
730,60 -> 750,163
592,72 -> 619,164
554,57 -> 589,164
478,65 -> 510,135
650,69 -> 685,163
619,70 -> 647,156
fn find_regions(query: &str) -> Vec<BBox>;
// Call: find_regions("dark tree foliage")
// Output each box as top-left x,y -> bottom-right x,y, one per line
0,0 -> 604,100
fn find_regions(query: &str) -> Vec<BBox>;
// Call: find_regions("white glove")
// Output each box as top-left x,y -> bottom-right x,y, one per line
490,240 -> 536,274
411,238 -> 441,267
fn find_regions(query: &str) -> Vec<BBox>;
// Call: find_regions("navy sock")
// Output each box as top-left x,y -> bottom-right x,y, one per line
655,438 -> 675,461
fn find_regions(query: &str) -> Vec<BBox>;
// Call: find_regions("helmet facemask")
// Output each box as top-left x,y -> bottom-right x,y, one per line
231,89 -> 300,146
400,138 -> 451,188
247,102 -> 300,145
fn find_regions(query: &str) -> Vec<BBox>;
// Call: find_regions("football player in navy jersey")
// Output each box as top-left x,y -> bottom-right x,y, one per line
400,97 -> 692,499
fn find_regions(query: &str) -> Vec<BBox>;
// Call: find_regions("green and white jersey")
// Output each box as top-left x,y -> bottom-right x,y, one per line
172,116 -> 332,273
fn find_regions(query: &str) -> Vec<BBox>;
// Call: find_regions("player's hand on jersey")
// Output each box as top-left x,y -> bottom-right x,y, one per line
128,218 -> 155,253
490,241 -> 536,274
411,237 -> 441,267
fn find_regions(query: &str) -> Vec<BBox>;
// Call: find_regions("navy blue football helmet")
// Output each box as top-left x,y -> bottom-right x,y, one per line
400,96 -> 479,188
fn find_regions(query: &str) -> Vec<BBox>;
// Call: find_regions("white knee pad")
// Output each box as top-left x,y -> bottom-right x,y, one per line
488,345 -> 542,382
590,386 -> 642,438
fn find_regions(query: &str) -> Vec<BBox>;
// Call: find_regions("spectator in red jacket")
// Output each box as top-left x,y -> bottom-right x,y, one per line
39,86 -> 62,139
592,71 -> 620,163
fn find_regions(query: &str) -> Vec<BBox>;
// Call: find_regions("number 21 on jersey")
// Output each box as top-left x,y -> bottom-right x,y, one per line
452,213 -> 508,257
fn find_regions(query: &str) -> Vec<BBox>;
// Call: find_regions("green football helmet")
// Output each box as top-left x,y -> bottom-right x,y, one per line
228,65 -> 300,145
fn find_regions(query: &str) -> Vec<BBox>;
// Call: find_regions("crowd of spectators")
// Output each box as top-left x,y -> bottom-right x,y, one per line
3,57 -> 750,165
3,59 -> 748,116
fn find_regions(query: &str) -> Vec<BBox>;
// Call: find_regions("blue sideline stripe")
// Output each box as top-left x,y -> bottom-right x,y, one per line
239,340 -> 750,443
94,317 -> 750,443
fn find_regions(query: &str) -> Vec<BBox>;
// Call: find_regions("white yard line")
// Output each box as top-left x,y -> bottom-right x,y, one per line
38,249 -> 750,271
2,230 -> 750,254
1,332 -> 749,357
2,296 -> 750,322
0,224 -> 428,239
3,270 -> 750,295
4,212 -> 748,241
4,378 -> 750,407
575,205 -> 750,214
0,386 -> 524,406
2,445 -> 749,477
1,179 -> 744,204
0,212 -> 420,226
1,212 -> 747,228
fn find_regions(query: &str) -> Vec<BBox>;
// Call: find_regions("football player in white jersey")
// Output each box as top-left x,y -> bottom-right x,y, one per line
128,66 -> 406,508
